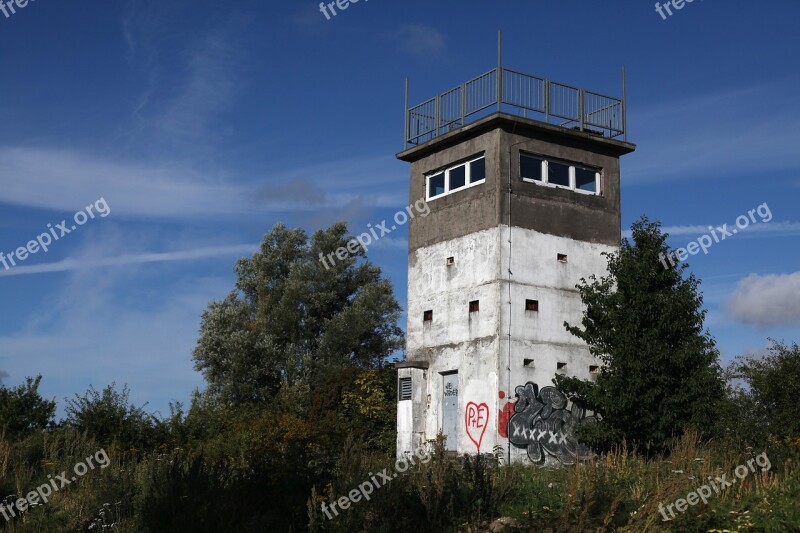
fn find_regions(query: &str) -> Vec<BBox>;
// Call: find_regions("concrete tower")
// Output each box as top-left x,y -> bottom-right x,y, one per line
395,54 -> 635,463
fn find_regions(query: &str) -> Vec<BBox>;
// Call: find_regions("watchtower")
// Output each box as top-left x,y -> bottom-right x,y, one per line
396,38 -> 635,463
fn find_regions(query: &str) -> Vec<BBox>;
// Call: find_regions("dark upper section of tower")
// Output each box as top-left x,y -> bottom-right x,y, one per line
396,66 -> 636,253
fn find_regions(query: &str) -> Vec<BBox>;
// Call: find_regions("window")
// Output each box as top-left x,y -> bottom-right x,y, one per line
525,299 -> 539,312
575,166 -> 598,193
469,300 -> 479,313
589,365 -> 599,374
470,158 -> 485,183
449,164 -> 466,190
399,377 -> 412,401
546,160 -> 570,187
426,155 -> 486,200
523,358 -> 535,367
520,153 -> 600,195
520,154 -> 544,182
428,172 -> 445,198
423,310 -> 433,322
557,362 -> 567,371
446,256 -> 455,266
557,253 -> 568,263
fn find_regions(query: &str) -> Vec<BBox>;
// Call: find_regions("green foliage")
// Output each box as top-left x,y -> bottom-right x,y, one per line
555,216 -> 725,453
0,375 -> 55,439
64,383 -> 158,451
723,339 -> 800,447
193,222 -> 403,407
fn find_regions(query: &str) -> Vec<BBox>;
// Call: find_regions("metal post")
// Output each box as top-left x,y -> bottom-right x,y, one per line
404,77 -> 409,148
497,30 -> 502,112
544,80 -> 549,124
435,94 -> 440,139
461,82 -> 466,127
579,89 -> 585,132
622,66 -> 627,141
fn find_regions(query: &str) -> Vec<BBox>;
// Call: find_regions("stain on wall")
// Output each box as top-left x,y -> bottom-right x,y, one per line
507,382 -> 596,465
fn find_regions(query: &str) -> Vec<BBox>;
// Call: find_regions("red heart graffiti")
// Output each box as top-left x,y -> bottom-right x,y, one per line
465,402 -> 489,451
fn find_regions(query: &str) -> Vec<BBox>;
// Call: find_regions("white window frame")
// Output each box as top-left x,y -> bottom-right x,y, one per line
426,155 -> 486,201
520,153 -> 601,196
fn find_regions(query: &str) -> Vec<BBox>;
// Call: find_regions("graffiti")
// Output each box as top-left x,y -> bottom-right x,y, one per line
444,382 -> 458,397
465,402 -> 489,451
506,382 -> 596,465
497,390 -> 515,439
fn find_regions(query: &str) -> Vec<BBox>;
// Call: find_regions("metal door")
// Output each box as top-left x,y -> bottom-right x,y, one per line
442,372 -> 459,451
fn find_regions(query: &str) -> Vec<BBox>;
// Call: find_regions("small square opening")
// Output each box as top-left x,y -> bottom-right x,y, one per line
423,310 -> 433,322
589,365 -> 599,374
469,300 -> 480,313
446,256 -> 455,266
525,299 -> 539,312
557,253 -> 568,263
557,362 -> 567,371
523,358 -> 534,367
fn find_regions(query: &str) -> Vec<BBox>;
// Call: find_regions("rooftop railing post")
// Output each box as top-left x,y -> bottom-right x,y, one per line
579,89 -> 585,132
622,65 -> 627,141
544,79 -> 549,124
497,30 -> 502,112
434,94 -> 440,139
404,77 -> 409,148
460,82 -> 466,127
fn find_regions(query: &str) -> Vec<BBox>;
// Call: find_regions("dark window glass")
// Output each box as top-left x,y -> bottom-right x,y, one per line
575,167 -> 597,193
449,165 -> 466,190
520,154 -> 543,181
428,173 -> 445,197
470,158 -> 485,183
547,160 -> 570,187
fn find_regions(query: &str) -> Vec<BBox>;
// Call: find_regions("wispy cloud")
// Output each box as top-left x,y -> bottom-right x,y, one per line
0,148 -> 407,219
385,24 -> 446,59
725,272 -> 800,327
623,221 -> 800,239
625,79 -> 800,183
0,245 -> 256,277
122,2 -> 248,152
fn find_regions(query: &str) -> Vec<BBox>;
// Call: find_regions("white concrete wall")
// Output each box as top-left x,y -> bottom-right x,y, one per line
403,225 -> 616,461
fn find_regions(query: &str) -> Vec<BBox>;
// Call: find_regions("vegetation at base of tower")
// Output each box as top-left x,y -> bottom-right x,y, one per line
0,220 -> 796,531
554,216 -> 726,454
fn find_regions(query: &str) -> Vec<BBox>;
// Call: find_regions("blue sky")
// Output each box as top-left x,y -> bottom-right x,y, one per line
0,0 -> 798,417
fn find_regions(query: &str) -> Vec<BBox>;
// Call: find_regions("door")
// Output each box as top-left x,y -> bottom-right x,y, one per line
442,372 -> 459,451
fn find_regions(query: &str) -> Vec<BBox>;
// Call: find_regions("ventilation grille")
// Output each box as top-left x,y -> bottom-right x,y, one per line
399,377 -> 412,401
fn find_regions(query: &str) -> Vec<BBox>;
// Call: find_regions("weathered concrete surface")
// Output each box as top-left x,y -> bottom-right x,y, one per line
396,112 -> 635,461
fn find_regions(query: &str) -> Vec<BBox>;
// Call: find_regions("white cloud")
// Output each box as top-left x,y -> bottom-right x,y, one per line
625,80 -> 800,183
386,24 -> 446,59
622,221 -> 800,239
0,244 -> 257,277
0,267 -> 230,418
725,272 -> 800,326
0,148 -> 408,219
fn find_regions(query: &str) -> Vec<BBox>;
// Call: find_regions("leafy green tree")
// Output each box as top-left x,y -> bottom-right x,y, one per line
193,222 -> 403,407
726,339 -> 800,445
65,383 -> 157,450
0,375 -> 55,437
555,216 -> 725,453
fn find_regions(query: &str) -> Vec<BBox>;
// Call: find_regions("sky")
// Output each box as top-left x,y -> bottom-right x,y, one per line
0,0 -> 798,418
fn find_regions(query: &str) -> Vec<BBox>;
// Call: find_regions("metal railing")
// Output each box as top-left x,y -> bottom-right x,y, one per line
404,67 -> 626,148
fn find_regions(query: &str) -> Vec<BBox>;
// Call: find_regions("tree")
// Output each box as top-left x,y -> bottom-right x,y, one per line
65,383 -> 157,450
0,375 -> 55,437
726,339 -> 800,445
193,222 -> 403,407
555,216 -> 725,453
